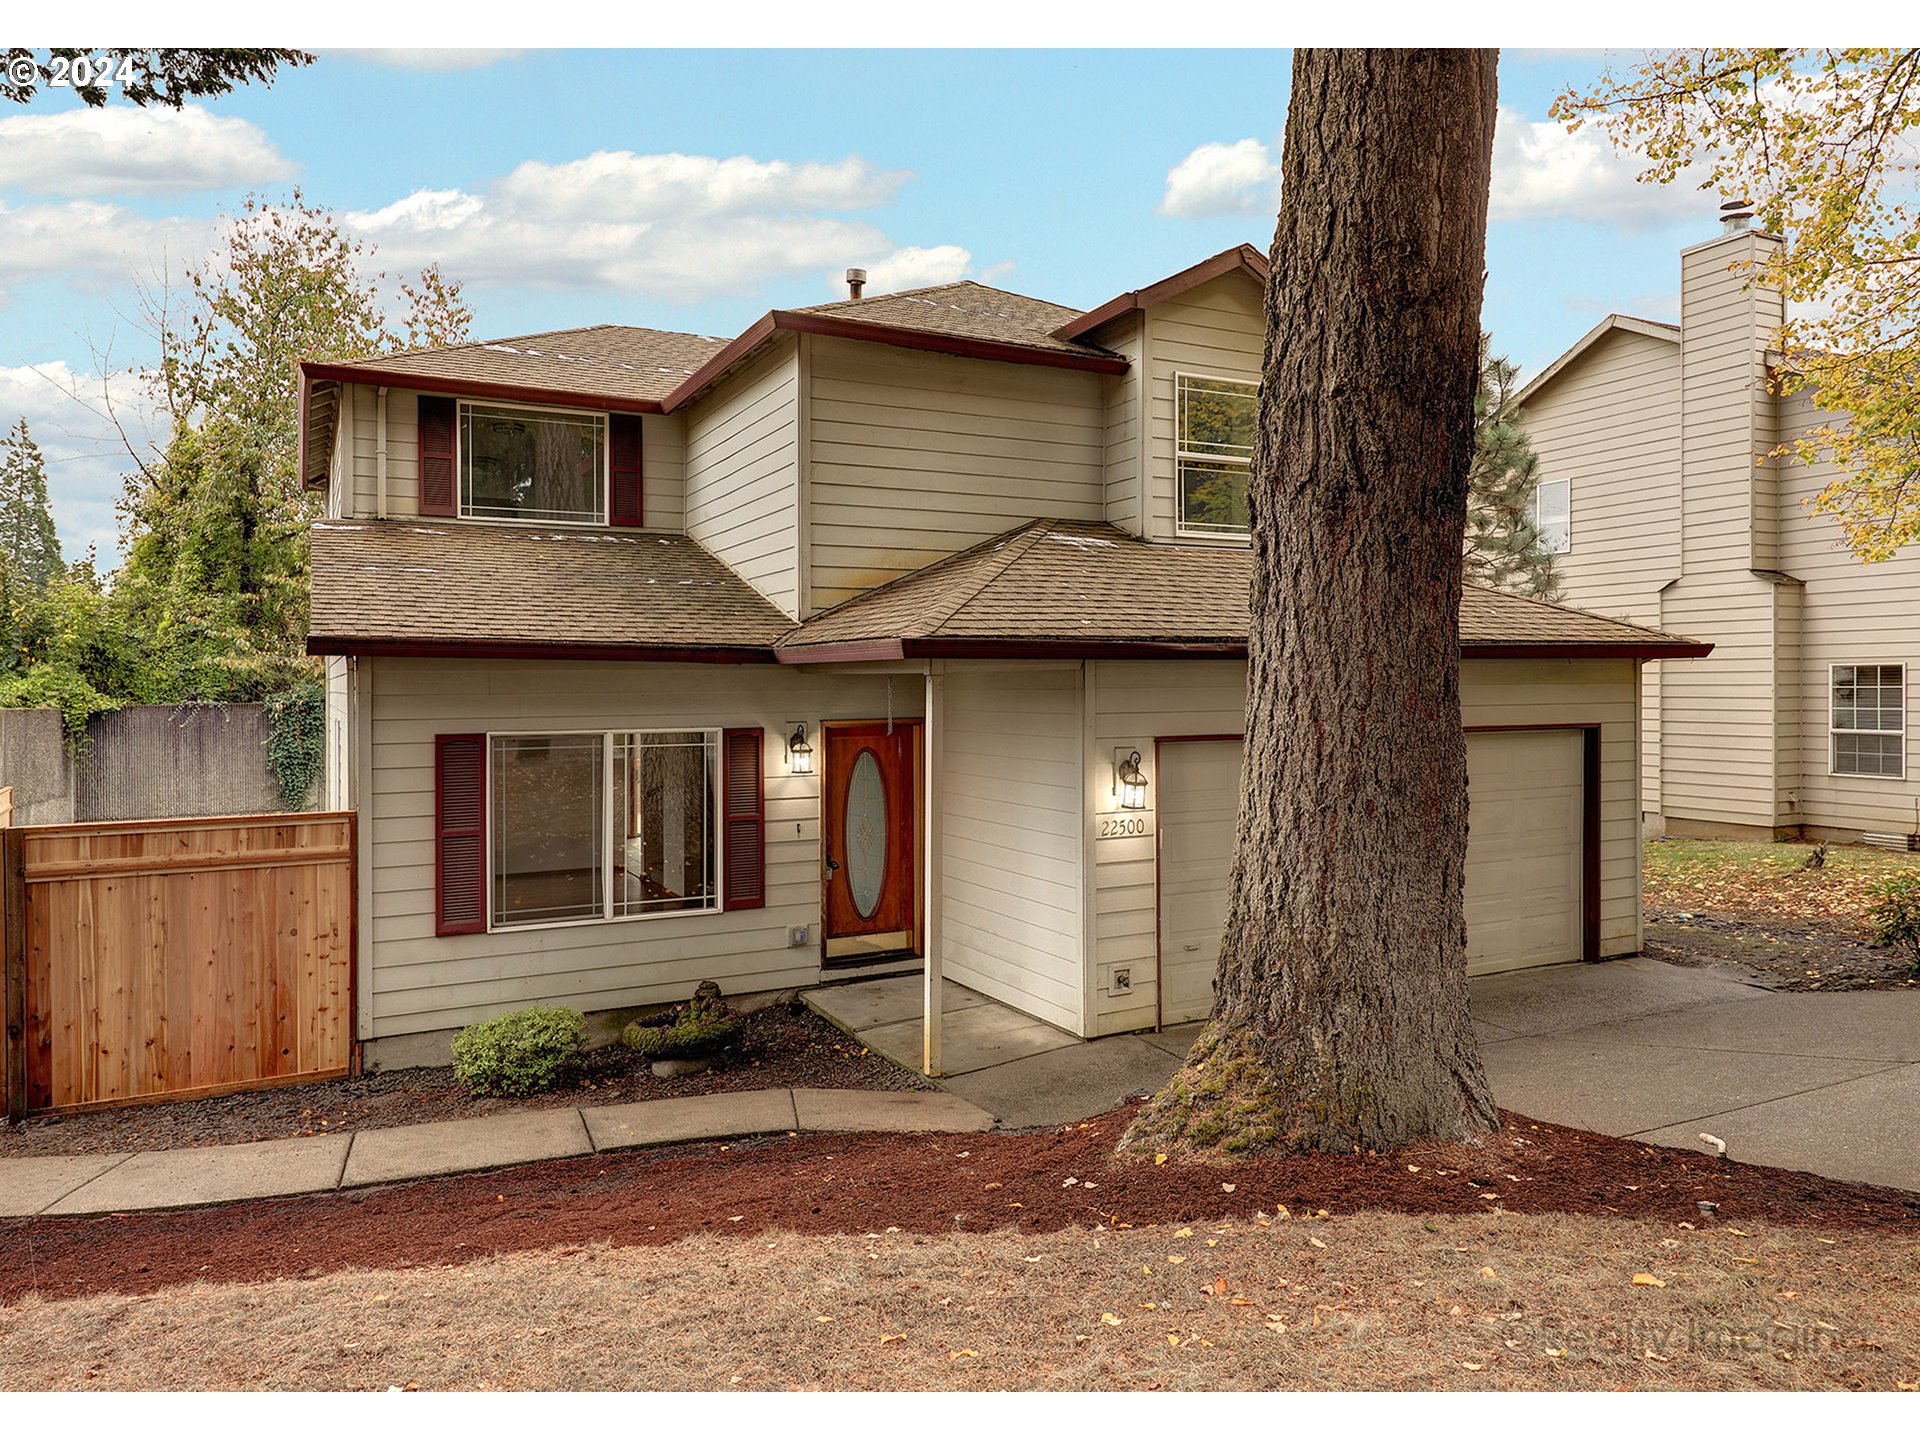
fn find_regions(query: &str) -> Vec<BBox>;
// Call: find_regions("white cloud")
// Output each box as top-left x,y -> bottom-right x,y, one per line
1159,138 -> 1280,219
0,360 -> 161,561
1490,105 -> 1713,229
0,105 -> 294,197
333,49 -> 526,71
344,149 -> 969,304
0,200 -> 209,298
829,245 -> 975,298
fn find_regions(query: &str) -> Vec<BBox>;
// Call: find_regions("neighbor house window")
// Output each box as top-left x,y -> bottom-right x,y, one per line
1531,478 -> 1572,554
1830,665 -> 1906,778
459,400 -> 608,524
1176,373 -> 1257,536
491,730 -> 719,929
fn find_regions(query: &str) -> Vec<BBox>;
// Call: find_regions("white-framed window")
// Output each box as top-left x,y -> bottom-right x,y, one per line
489,729 -> 720,930
1175,372 -> 1257,536
1830,664 -> 1906,779
1531,477 -> 1572,554
459,399 -> 609,525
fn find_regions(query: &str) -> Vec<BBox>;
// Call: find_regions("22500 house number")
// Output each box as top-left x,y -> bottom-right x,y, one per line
1094,813 -> 1152,840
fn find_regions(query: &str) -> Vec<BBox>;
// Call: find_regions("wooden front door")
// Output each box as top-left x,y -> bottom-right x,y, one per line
822,721 -> 919,963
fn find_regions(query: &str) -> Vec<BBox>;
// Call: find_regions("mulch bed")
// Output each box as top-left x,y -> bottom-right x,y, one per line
1644,905 -> 1918,992
0,1003 -> 929,1159
5,1107 -> 1915,1306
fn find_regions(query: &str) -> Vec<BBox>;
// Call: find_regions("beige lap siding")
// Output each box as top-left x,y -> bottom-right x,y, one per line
684,339 -> 803,617
804,336 -> 1107,613
938,665 -> 1086,1035
1084,657 -> 1643,1038
362,657 -> 919,1040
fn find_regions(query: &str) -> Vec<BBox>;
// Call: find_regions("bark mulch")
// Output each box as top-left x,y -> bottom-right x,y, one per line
0,1002 -> 929,1159
4,1107 -> 1915,1306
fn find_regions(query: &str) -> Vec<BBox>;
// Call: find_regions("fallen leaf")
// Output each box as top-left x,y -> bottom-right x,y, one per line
880,1334 -> 906,1344
950,1349 -> 977,1360
1631,1274 -> 1667,1288
1480,1267 -> 1497,1279
1154,1154 -> 1168,1166
1101,1314 -> 1124,1326
1174,1227 -> 1195,1238
1461,1361 -> 1484,1372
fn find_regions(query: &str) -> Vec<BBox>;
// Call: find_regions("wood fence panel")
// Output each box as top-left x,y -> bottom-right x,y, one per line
16,812 -> 353,1113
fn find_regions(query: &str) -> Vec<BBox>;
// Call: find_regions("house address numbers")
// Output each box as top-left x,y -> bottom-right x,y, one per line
1093,811 -> 1153,841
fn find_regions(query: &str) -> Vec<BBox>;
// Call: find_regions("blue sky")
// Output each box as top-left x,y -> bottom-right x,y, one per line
0,48 -> 1728,559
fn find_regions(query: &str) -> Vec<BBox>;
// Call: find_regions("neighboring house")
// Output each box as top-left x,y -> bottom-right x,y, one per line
298,245 -> 1706,1068
1522,213 -> 1920,844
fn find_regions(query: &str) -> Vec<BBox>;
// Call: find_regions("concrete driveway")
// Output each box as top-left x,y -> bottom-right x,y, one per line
1474,958 -> 1920,1193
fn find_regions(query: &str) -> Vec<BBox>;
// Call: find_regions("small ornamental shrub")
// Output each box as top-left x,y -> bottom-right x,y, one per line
451,1006 -> 588,1096
1867,873 -> 1920,978
622,980 -> 744,1061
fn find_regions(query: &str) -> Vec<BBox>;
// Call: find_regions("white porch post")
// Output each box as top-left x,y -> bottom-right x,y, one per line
922,662 -> 945,1077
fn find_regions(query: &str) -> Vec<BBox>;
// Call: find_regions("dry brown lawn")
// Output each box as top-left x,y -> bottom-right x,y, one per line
4,1211 -> 1916,1391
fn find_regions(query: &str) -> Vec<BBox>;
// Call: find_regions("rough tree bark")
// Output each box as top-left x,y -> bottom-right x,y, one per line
1125,49 -> 1503,1158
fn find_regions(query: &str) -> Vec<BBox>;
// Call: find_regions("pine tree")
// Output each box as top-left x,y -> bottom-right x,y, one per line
0,418 -> 63,592
1463,336 -> 1561,600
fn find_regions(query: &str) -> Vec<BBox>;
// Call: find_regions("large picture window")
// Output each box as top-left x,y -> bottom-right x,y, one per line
459,401 -> 607,525
491,730 -> 719,929
1176,372 -> 1256,536
1831,664 -> 1905,778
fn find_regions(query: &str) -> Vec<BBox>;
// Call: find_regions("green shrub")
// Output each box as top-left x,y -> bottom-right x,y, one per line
451,1006 -> 587,1096
621,980 -> 744,1061
1867,873 -> 1920,978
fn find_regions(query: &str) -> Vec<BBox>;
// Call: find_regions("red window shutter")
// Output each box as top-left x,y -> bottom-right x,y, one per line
609,413 -> 644,527
722,728 -> 765,911
418,395 -> 456,516
435,733 -> 486,935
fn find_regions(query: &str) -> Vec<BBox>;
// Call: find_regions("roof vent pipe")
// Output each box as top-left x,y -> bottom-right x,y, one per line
845,267 -> 867,300
1720,199 -> 1754,235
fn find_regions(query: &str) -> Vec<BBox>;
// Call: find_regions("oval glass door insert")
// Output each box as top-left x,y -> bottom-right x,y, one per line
846,748 -> 887,919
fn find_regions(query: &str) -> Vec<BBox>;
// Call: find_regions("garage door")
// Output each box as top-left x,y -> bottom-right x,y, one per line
1155,730 -> 1585,1022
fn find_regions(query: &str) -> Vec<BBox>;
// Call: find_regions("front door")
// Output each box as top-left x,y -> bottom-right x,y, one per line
822,721 -> 920,963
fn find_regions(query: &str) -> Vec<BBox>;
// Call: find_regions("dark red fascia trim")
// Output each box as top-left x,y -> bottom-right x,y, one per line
776,637 -> 1713,665
306,636 -> 776,665
1054,244 -> 1271,342
300,362 -> 666,416
658,311 -> 1127,412
1462,642 -> 1713,661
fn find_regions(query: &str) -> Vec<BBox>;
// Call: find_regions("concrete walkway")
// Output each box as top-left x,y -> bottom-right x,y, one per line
0,1087 -> 992,1219
807,962 -> 1920,1192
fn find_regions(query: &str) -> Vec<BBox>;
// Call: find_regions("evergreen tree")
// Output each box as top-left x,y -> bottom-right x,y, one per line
0,418 -> 64,591
1463,336 -> 1561,600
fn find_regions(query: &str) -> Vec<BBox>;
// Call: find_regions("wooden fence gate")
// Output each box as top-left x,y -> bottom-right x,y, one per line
2,812 -> 354,1117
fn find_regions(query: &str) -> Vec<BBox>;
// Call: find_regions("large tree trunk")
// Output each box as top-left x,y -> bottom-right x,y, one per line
1127,49 -> 1502,1157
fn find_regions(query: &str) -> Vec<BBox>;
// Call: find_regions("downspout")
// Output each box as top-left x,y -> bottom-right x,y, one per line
375,385 -> 389,520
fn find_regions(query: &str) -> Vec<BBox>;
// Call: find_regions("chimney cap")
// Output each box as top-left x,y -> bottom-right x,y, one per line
1719,198 -> 1755,234
845,266 -> 868,299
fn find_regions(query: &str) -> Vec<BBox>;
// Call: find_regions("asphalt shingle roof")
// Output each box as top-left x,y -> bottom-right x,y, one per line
794,281 -> 1110,358
351,325 -> 731,405
776,519 -> 1708,657
307,520 -> 791,657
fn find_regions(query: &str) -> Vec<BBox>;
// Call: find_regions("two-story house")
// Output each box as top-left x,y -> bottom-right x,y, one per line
1521,212 -> 1920,845
299,245 -> 1706,1071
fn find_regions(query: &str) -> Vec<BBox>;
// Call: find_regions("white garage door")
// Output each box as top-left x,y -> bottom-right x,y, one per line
1155,730 -> 1585,1022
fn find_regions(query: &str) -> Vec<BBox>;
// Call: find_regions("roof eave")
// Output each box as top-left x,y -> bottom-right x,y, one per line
1461,641 -> 1713,661
305,636 -> 777,665
1053,244 -> 1270,342
299,360 -> 668,415
777,636 -> 1713,663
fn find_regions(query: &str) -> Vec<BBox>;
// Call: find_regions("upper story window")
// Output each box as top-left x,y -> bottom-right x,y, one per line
1831,664 -> 1905,779
1176,373 -> 1257,537
1531,477 -> 1572,554
459,400 -> 608,525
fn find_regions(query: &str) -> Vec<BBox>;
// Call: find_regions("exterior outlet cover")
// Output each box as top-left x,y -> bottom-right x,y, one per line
1111,967 -> 1132,994
789,926 -> 810,947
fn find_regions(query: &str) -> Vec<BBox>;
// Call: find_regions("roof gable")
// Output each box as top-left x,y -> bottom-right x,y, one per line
1054,244 -> 1269,343
1515,313 -> 1679,409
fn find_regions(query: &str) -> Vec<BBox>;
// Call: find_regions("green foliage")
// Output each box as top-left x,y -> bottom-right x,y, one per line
0,419 -> 62,592
450,1006 -> 588,1098
0,664 -> 120,760
263,679 -> 326,810
621,981 -> 745,1061
1464,334 -> 1561,600
1867,873 -> 1920,977
1,49 -> 312,108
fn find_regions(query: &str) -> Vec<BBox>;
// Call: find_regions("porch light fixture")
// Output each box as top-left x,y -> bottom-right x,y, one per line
786,723 -> 814,775
1114,749 -> 1148,810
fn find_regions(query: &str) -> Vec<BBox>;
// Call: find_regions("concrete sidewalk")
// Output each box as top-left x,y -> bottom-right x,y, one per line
0,1087 -> 992,1220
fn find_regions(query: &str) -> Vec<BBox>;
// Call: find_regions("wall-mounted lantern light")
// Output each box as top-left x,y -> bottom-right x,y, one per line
1114,749 -> 1148,810
786,723 -> 814,775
